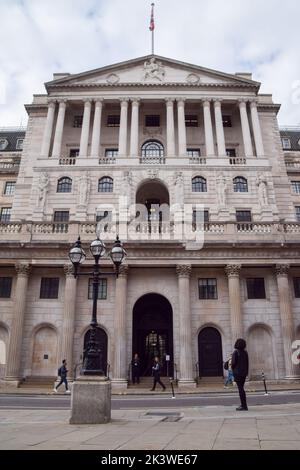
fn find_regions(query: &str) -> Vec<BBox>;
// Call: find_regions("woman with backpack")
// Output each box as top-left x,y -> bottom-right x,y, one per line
224,355 -> 234,388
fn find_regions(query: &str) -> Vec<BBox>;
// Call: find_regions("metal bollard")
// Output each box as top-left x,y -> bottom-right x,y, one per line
170,379 -> 176,399
262,371 -> 269,396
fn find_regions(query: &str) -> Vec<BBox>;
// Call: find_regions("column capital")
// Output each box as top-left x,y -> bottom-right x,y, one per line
213,98 -> 223,105
176,264 -> 192,278
15,263 -> 31,277
249,98 -> 259,107
275,264 -> 290,277
118,265 -> 129,278
47,99 -> 56,107
131,98 -> 140,106
57,98 -> 67,105
64,263 -> 75,278
201,98 -> 212,106
238,98 -> 249,105
83,98 -> 92,105
119,97 -> 130,105
94,98 -> 104,105
176,98 -> 186,105
225,264 -> 242,278
165,97 -> 175,105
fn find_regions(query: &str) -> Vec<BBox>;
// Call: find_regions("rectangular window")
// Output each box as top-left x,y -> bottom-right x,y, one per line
187,149 -> 201,158
236,210 -> 252,222
246,278 -> 266,299
0,277 -> 12,298
0,207 -> 11,222
198,279 -> 218,300
40,278 -> 59,299
107,115 -> 120,127
185,115 -> 198,127
69,148 -> 79,158
145,115 -> 160,127
293,278 -> 300,298
292,182 -> 300,194
296,207 -> 300,222
73,115 -> 83,128
282,138 -> 291,150
105,149 -> 118,159
4,182 -> 16,196
16,139 -> 24,150
53,211 -> 69,223
226,148 -> 236,157
193,210 -> 209,225
222,115 -> 232,127
88,278 -> 107,300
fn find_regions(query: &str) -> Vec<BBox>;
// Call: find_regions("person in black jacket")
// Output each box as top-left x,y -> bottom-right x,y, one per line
231,338 -> 249,411
131,353 -> 141,384
150,356 -> 166,391
53,359 -> 70,394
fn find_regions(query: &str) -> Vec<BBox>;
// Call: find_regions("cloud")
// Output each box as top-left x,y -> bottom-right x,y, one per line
0,0 -> 299,126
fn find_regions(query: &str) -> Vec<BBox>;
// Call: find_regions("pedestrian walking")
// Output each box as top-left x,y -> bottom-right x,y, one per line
150,356 -> 166,391
53,359 -> 70,394
131,353 -> 141,384
224,355 -> 234,388
231,338 -> 249,411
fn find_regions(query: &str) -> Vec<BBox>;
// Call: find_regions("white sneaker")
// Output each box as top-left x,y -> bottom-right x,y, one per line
53,388 -> 57,393
65,390 -> 71,394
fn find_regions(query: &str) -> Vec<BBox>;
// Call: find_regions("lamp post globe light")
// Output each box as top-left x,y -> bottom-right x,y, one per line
68,235 -> 126,424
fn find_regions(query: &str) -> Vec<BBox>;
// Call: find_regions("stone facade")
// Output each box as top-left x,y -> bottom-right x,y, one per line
0,55 -> 300,387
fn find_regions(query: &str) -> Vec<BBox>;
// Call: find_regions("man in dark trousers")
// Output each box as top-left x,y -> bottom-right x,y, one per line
53,359 -> 70,394
150,356 -> 166,391
231,338 -> 249,411
131,353 -> 141,384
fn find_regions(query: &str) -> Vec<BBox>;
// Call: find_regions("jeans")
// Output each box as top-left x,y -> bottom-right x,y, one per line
56,377 -> 68,390
235,376 -> 248,409
224,369 -> 234,386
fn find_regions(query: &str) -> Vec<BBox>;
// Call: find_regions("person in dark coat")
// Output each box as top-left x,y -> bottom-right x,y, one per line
131,353 -> 141,384
53,359 -> 70,394
150,356 -> 166,391
231,338 -> 249,411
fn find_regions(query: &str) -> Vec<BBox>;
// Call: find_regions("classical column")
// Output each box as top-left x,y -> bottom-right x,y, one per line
5,263 -> 31,385
225,265 -> 243,342
176,265 -> 196,387
202,99 -> 215,156
41,100 -> 56,157
60,264 -> 77,380
129,99 -> 140,158
250,100 -> 265,157
238,99 -> 253,157
90,99 -> 103,157
213,99 -> 226,157
177,98 -> 187,157
118,98 -> 129,157
166,98 -> 175,157
51,99 -> 67,157
79,99 -> 92,157
112,266 -> 129,390
275,265 -> 299,379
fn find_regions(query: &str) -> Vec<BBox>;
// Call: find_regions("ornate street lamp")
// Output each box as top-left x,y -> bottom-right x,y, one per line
69,235 -> 126,375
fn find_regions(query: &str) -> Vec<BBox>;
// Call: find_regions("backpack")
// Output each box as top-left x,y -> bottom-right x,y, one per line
224,361 -> 229,371
58,366 -> 62,377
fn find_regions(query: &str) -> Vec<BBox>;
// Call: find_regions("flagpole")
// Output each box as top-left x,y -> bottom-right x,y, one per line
150,3 -> 154,55
152,29 -> 154,55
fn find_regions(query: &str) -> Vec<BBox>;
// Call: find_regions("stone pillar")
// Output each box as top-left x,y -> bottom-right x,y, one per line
118,98 -> 129,157
225,265 -> 243,342
5,263 -> 31,385
90,99 -> 103,157
79,99 -> 92,157
60,264 -> 77,381
250,100 -> 265,157
176,265 -> 196,387
52,100 -> 67,157
41,100 -> 56,157
202,99 -> 215,156
213,99 -> 226,157
112,266 -> 129,391
129,99 -> 140,157
166,98 -> 175,157
238,99 -> 253,157
275,265 -> 299,379
177,98 -> 187,157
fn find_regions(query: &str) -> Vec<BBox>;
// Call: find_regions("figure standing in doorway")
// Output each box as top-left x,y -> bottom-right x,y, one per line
131,353 -> 141,384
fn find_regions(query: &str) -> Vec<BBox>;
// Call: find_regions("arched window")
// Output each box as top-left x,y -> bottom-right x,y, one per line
233,177 -> 248,193
192,176 -> 207,193
57,177 -> 72,193
141,140 -> 164,159
98,176 -> 113,193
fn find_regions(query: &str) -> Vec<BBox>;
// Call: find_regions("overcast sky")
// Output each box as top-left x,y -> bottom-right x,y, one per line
0,0 -> 299,127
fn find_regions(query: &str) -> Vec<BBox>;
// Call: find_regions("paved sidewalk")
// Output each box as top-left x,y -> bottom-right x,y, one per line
0,403 -> 300,449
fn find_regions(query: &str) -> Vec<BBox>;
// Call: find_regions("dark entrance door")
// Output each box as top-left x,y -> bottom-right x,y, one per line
84,327 -> 108,375
132,294 -> 173,377
198,327 -> 223,377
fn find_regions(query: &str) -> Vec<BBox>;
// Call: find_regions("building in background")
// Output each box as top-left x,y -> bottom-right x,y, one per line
0,55 -> 299,389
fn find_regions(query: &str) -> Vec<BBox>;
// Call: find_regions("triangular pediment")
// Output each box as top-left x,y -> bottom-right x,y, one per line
45,55 -> 260,90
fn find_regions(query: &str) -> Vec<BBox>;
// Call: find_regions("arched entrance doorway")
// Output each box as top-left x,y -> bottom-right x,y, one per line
198,327 -> 223,377
84,327 -> 108,375
136,180 -> 170,227
32,326 -> 58,376
132,294 -> 173,377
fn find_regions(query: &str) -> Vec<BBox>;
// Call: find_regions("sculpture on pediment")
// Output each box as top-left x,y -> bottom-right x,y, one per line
256,173 -> 269,207
174,172 -> 184,206
37,172 -> 49,210
216,173 -> 227,208
78,172 -> 91,207
143,57 -> 165,82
